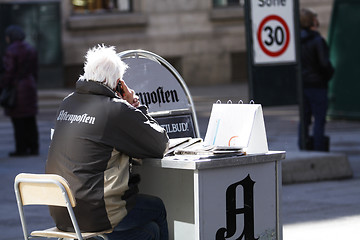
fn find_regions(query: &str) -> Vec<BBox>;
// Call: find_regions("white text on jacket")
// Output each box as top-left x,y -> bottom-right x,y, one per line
57,110 -> 96,124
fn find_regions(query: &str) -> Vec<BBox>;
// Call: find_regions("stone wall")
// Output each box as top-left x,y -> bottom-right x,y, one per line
59,0 -> 334,86
0,0 -> 334,88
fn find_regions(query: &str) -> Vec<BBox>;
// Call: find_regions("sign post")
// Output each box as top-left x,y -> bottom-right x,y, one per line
245,0 -> 301,107
245,0 -> 305,148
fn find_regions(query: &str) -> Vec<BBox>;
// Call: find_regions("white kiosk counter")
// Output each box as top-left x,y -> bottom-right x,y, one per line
119,50 -> 284,240
135,151 -> 285,240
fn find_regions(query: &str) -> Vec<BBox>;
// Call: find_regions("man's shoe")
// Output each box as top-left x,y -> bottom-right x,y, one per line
9,151 -> 28,157
29,149 -> 39,156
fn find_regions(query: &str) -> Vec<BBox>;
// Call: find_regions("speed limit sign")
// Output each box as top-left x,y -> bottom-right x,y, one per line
251,0 -> 296,64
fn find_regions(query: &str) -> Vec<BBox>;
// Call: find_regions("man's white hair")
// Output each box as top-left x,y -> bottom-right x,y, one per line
80,44 -> 128,89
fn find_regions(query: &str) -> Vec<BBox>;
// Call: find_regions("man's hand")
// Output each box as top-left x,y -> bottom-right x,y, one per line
119,80 -> 140,108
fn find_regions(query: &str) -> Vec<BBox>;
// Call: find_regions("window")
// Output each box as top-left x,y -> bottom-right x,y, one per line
231,52 -> 248,83
71,0 -> 132,14
210,0 -> 244,21
213,0 -> 244,8
67,0 -> 145,30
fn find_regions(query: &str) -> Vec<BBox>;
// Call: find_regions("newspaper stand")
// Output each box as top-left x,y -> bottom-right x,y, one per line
118,50 -> 284,240
118,50 -> 200,139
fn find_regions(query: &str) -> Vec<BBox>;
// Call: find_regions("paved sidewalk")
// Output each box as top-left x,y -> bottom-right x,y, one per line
0,83 -> 359,240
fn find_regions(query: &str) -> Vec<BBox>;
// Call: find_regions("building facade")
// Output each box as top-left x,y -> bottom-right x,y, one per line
0,0 -> 334,88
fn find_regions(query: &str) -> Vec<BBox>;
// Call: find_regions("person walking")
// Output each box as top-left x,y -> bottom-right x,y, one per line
1,25 -> 39,156
299,8 -> 334,151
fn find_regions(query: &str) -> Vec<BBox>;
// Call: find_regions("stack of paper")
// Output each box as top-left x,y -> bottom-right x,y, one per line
166,137 -> 245,157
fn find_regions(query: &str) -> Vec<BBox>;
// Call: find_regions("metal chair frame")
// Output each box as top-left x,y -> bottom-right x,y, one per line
14,173 -> 111,240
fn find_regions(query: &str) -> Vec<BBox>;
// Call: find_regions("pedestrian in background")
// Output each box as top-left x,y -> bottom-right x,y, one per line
298,8 -> 334,151
1,25 -> 39,156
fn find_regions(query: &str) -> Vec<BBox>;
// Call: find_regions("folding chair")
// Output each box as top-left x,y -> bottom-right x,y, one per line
14,173 -> 112,240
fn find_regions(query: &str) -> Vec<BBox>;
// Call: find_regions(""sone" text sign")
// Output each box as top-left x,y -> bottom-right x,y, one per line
251,0 -> 296,65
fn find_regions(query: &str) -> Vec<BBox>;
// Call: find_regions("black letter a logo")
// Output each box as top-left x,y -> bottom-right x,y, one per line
216,174 -> 258,240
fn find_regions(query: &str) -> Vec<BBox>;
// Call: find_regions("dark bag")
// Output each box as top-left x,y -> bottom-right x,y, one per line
0,86 -> 17,108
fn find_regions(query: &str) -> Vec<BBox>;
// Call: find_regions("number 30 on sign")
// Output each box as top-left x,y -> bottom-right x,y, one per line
257,15 -> 290,57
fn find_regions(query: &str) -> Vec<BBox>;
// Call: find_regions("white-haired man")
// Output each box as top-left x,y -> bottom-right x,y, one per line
46,45 -> 169,240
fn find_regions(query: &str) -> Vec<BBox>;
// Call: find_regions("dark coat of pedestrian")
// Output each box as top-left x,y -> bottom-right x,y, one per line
300,28 -> 334,89
1,25 -> 39,156
298,8 -> 334,151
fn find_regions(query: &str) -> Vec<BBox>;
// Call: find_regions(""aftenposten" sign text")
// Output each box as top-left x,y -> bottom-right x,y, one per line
137,86 -> 179,107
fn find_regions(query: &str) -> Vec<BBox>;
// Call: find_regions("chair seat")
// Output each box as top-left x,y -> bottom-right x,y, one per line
31,226 -> 112,239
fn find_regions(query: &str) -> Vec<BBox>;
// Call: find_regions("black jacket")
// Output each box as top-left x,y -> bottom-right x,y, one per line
300,29 -> 334,88
46,80 -> 169,232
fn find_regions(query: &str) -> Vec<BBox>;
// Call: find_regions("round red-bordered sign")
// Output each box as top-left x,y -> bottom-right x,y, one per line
257,15 -> 290,57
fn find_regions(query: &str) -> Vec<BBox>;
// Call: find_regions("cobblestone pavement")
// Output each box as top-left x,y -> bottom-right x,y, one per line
0,83 -> 359,239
